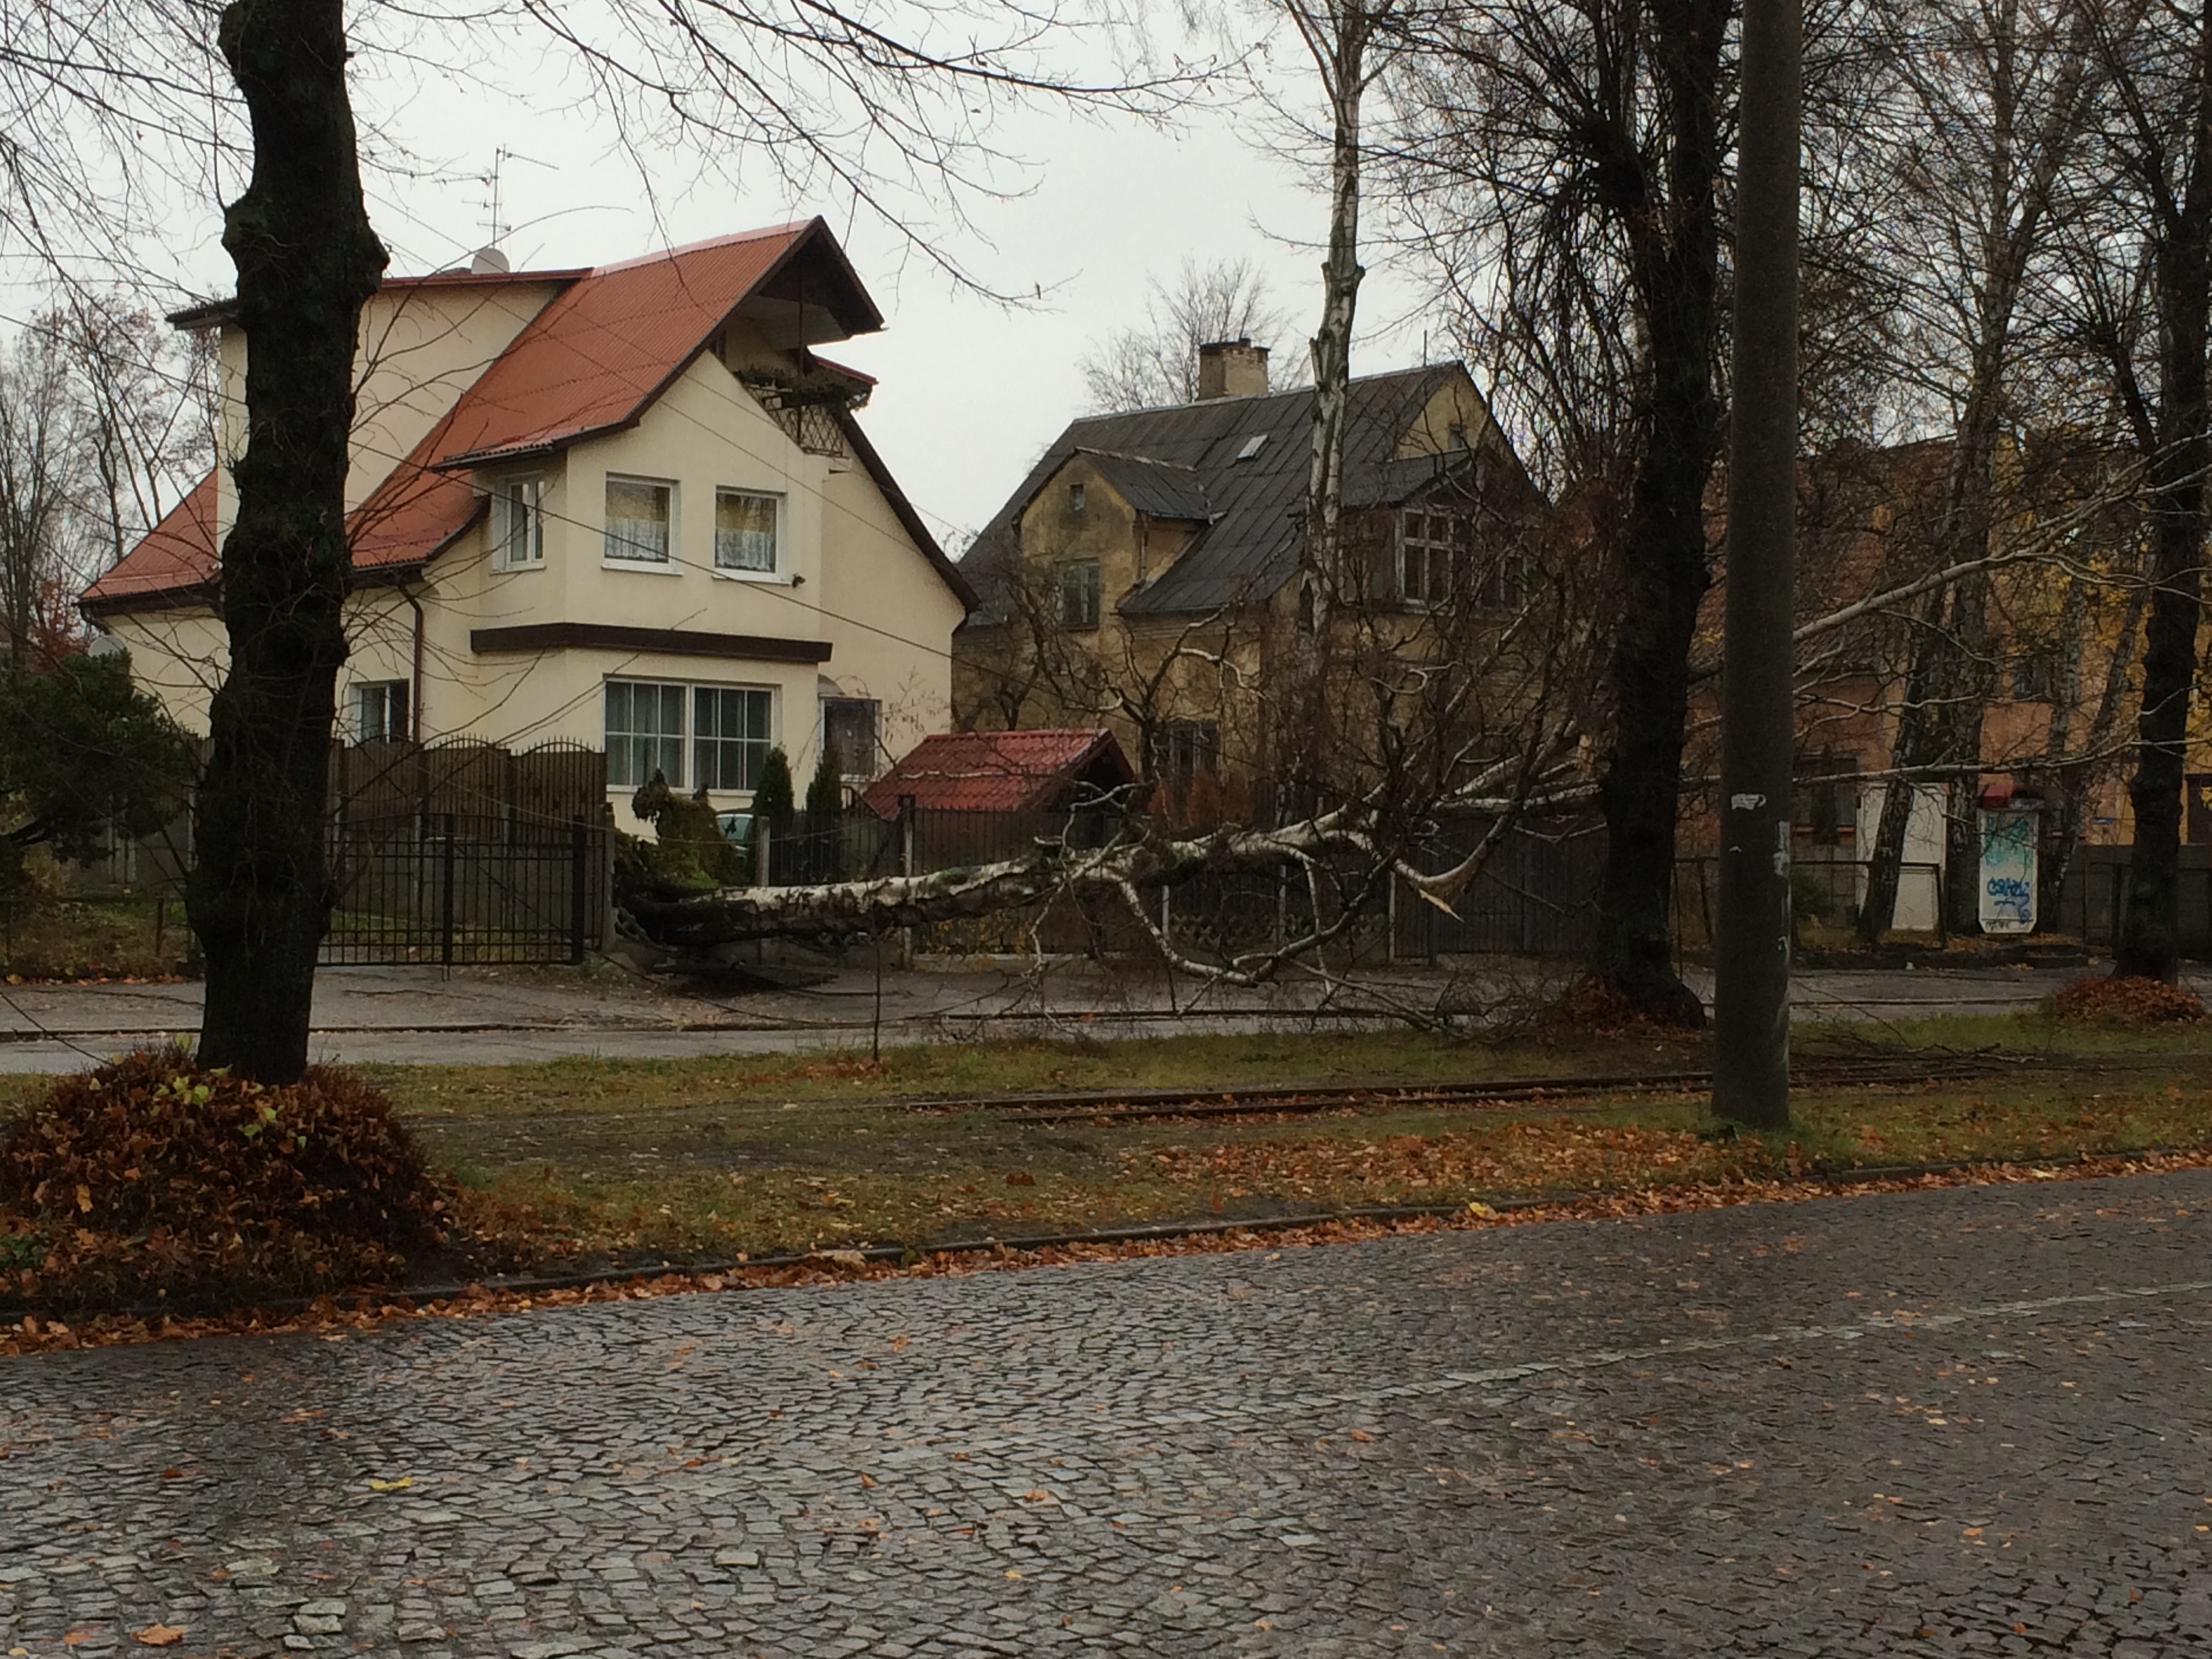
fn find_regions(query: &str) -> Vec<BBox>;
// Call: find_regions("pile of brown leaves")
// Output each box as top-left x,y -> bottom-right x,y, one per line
1143,1120 -> 1747,1200
1536,975 -> 1691,1040
2051,975 -> 2207,1028
0,1049 -> 446,1315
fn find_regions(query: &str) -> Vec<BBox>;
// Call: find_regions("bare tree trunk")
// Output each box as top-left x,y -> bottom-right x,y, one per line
188,0 -> 386,1082
1290,0 -> 1373,788
1591,0 -> 1726,1027
2116,14 -> 2212,982
2041,579 -> 2144,925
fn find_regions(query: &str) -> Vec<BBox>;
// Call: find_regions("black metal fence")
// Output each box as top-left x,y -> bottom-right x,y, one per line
323,811 -> 607,966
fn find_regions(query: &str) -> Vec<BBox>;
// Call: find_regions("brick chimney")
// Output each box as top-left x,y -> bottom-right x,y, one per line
1196,338 -> 1270,401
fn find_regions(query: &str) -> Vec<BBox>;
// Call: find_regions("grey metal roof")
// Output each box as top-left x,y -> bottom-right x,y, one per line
1078,451 -> 1213,522
959,365 -> 1465,620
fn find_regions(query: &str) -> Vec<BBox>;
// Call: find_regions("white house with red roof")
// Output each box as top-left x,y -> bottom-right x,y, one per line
83,220 -> 974,829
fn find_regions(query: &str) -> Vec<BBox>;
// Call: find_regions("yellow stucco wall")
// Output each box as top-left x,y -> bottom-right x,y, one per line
112,323 -> 963,836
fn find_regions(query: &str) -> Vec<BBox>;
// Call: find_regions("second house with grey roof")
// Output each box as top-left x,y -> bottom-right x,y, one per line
952,342 -> 1544,820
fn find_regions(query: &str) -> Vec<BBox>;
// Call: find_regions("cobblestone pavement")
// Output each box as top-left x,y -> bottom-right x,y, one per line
6,1172 -> 2212,1657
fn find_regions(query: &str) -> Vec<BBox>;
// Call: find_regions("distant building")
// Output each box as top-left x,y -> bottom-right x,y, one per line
951,350 -> 1546,817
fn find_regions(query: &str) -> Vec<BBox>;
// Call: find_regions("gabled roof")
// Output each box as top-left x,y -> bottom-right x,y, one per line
433,222 -> 878,468
85,220 -> 969,615
1065,451 -> 1212,522
859,728 -> 1135,816
81,473 -> 218,611
961,365 -> 1481,619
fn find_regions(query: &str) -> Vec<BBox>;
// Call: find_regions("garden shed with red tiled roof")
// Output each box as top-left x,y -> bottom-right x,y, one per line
860,729 -> 1136,818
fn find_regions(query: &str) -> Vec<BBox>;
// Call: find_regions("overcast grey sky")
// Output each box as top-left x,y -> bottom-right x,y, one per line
23,15 -> 1439,555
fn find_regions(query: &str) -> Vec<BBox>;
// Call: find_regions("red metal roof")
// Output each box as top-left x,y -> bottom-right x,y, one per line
861,729 -> 1135,816
85,218 -> 942,614
434,222 -> 869,468
83,414 -> 483,611
81,472 -> 219,609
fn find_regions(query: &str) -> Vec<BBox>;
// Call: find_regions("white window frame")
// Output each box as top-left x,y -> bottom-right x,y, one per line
352,679 -> 409,743
493,474 -> 546,569
605,677 -> 779,794
712,487 -> 784,578
693,684 -> 777,792
604,678 -> 689,789
603,474 -> 678,569
1397,509 -> 1460,608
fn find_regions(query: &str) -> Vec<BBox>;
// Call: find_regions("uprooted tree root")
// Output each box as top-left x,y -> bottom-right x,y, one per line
2051,975 -> 2207,1029
0,1048 -> 448,1315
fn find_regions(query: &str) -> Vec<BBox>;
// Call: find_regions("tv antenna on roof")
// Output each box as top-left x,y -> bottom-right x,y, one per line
480,148 -> 553,253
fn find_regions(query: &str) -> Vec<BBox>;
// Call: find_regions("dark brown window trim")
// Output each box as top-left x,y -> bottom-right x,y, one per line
469,621 -> 832,664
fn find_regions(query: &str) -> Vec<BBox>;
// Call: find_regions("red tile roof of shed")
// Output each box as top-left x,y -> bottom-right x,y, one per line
861,729 -> 1134,816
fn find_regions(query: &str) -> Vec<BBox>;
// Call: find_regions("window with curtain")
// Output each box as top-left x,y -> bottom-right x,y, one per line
605,680 -> 687,786
694,686 -> 774,790
714,489 -> 780,573
605,476 -> 672,562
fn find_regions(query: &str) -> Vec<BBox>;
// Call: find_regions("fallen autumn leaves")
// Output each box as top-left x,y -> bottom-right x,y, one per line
8,1145 -> 2209,1359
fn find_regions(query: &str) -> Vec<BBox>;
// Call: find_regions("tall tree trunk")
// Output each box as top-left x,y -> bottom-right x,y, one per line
1591,0 -> 1725,1027
2117,25 -> 2212,982
188,0 -> 386,1081
1291,2 -> 1370,794
1858,587 -> 1947,941
2041,579 -> 2144,925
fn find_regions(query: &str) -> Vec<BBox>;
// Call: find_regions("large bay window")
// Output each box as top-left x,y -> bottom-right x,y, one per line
606,678 -> 775,792
605,680 -> 687,787
605,476 -> 674,564
694,686 -> 774,790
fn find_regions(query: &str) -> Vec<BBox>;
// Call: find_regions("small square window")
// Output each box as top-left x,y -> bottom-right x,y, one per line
494,476 -> 544,567
715,489 -> 781,573
1057,559 -> 1101,629
605,476 -> 673,563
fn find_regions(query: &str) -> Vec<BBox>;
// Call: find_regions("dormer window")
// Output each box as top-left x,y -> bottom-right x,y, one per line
494,476 -> 544,569
1069,482 -> 1086,513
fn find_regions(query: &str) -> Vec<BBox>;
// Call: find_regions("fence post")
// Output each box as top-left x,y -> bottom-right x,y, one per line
898,794 -> 916,969
569,818 -> 588,966
441,811 -> 457,971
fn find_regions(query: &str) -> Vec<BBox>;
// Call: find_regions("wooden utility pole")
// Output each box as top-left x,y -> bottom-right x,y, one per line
1713,0 -> 1801,1129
